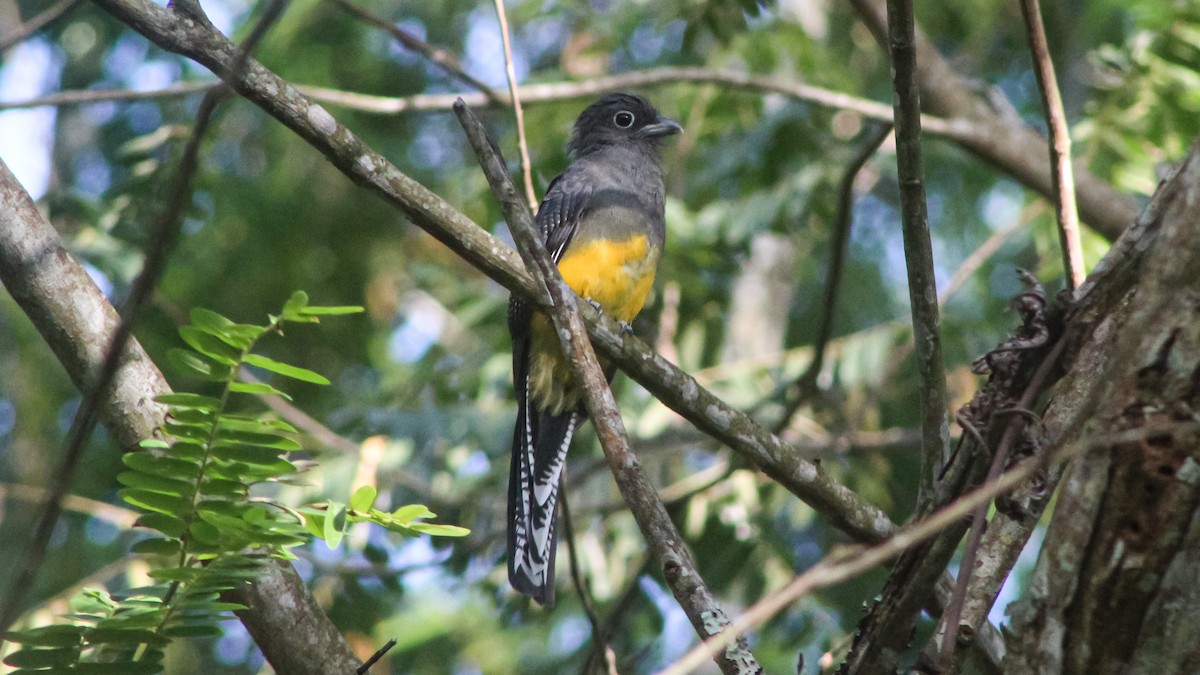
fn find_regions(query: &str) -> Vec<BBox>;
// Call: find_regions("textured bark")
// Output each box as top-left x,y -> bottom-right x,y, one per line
1005,141 -> 1200,673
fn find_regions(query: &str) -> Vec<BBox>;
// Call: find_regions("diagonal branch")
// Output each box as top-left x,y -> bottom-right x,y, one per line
454,98 -> 759,674
1020,0 -> 1085,290
490,0 -> 538,212
885,0 -> 950,514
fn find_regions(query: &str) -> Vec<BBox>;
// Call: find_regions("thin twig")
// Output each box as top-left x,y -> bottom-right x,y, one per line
490,0 -> 538,212
1020,0 -> 1085,291
453,98 -> 759,674
355,637 -> 397,674
659,417 -> 1200,675
885,0 -> 950,508
936,337 -> 1066,665
0,0 -> 289,637
938,204 -> 1041,307
0,0 -> 86,52
777,123 -> 892,427
328,0 -> 502,102
559,490 -> 607,661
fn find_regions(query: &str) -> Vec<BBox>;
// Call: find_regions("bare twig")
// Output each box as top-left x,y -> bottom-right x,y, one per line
938,204 -> 1041,307
559,490 -> 607,660
454,98 -> 759,674
327,0 -> 502,101
936,337 -> 1066,665
885,0 -> 950,508
778,123 -> 893,426
356,637 -> 397,674
1020,0 -> 1085,290
491,0 -> 538,212
660,418 -> 1200,675
0,0 -> 86,51
0,68 -> 966,136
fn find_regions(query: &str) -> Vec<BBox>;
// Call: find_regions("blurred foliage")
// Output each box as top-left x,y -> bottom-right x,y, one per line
0,0 -> 1192,672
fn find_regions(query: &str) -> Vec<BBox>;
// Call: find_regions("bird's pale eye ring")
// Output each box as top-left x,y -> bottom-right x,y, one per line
613,110 -> 635,128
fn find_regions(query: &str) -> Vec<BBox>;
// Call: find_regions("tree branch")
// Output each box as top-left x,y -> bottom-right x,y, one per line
885,0 -> 950,514
1020,0 -> 1085,290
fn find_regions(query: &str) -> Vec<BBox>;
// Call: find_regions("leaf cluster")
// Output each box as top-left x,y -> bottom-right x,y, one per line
4,292 -> 464,672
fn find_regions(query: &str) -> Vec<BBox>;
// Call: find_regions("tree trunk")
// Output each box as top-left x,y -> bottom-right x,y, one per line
1004,139 -> 1200,673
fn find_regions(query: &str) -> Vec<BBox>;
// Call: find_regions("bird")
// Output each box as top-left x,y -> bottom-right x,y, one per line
507,93 -> 682,606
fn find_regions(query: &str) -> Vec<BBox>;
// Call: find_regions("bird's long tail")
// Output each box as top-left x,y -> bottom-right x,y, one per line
508,385 -> 579,606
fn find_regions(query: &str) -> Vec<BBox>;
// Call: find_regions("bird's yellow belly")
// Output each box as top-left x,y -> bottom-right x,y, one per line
527,235 -> 659,414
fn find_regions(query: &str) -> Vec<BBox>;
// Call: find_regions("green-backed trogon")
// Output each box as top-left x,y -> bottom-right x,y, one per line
507,93 -> 682,605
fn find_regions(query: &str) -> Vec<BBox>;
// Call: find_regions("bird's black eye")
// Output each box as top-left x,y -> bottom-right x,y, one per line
613,110 -> 635,128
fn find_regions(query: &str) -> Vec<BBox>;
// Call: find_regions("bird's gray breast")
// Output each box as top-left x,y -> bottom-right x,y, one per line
570,146 -> 666,249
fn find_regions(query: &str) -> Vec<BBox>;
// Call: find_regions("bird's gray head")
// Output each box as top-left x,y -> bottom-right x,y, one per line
567,93 -> 682,158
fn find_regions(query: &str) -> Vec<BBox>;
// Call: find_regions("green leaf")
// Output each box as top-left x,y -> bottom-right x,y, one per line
161,623 -> 224,638
133,513 -> 185,537
3,647 -> 80,668
117,471 -> 192,496
122,453 -> 200,479
302,510 -> 326,539
167,348 -> 229,381
153,392 -> 220,409
179,326 -> 240,364
85,628 -> 170,647
188,520 -> 223,545
348,485 -> 377,513
215,429 -> 301,450
75,660 -> 165,674
280,291 -> 310,321
211,444 -> 285,465
199,477 -> 246,498
242,354 -> 330,385
162,422 -> 210,442
147,568 -> 204,583
168,442 -> 207,461
407,522 -> 471,537
119,489 -> 186,517
131,538 -> 182,556
298,305 -> 365,316
138,439 -> 170,450
228,381 -> 292,400
189,307 -> 263,348
217,416 -> 298,435
174,600 -> 246,613
391,504 -> 436,525
323,503 -> 345,548
166,407 -> 214,424
3,625 -> 85,647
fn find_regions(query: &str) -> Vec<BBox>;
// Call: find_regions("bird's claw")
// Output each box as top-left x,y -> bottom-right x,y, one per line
582,296 -> 634,334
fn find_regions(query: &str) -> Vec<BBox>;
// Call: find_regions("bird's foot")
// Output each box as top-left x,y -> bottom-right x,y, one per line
582,296 -> 634,334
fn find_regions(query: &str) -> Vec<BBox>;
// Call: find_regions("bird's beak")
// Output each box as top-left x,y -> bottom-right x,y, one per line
636,117 -> 683,139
